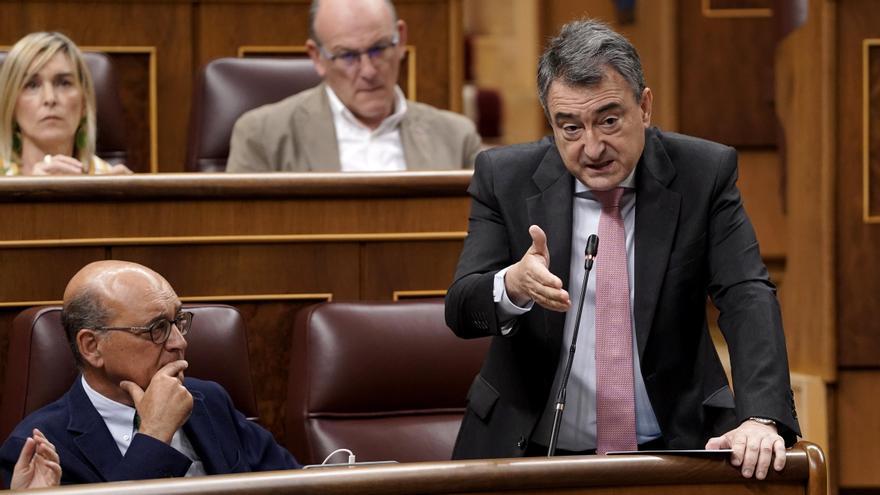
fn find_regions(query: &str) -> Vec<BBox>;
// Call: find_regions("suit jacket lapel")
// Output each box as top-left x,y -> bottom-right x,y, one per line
297,84 -> 341,171
67,377 -> 123,481
183,391 -> 231,475
526,144 -> 574,345
633,129 -> 680,358
400,105 -> 435,170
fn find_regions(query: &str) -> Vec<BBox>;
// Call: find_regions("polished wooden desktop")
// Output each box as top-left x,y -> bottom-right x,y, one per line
0,442 -> 826,495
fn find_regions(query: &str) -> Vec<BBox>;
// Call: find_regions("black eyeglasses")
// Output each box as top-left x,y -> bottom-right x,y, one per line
318,33 -> 400,71
94,311 -> 193,344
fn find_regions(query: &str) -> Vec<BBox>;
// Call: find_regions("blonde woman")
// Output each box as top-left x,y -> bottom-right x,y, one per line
0,32 -> 130,175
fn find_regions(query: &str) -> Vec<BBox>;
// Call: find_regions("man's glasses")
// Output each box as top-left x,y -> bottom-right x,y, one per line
94,311 -> 193,344
318,33 -> 399,71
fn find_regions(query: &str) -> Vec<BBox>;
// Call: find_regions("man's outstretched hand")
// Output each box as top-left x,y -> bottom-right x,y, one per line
505,225 -> 571,312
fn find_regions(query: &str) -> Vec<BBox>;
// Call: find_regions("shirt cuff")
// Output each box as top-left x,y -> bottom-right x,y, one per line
493,266 -> 533,335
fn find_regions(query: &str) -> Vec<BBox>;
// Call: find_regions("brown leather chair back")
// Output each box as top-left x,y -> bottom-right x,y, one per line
0,304 -> 258,442
185,57 -> 322,172
287,300 -> 489,464
0,51 -> 129,166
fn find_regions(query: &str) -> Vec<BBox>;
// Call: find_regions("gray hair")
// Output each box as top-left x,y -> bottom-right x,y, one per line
61,286 -> 109,368
537,19 -> 645,114
309,0 -> 399,45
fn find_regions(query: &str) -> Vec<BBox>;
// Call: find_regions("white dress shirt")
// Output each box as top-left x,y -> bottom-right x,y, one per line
325,85 -> 408,172
81,376 -> 206,476
493,170 -> 662,451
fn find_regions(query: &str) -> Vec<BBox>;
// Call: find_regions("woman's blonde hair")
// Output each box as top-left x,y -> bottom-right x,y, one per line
0,32 -> 96,165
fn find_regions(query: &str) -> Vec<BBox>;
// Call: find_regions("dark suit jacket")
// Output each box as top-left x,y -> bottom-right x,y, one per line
0,377 -> 299,487
445,128 -> 800,460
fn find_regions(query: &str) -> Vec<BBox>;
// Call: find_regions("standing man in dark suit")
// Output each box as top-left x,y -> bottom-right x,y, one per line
445,19 -> 799,480
0,260 -> 300,488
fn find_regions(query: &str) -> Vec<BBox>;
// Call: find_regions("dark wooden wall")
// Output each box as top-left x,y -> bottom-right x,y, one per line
0,0 -> 463,173
834,0 -> 880,488
678,0 -> 777,148
777,0 -> 880,490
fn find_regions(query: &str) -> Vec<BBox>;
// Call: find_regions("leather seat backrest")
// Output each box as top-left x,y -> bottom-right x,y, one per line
286,300 -> 489,465
185,57 -> 322,172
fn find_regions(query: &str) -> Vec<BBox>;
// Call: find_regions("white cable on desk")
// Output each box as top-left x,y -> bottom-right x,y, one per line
321,448 -> 356,465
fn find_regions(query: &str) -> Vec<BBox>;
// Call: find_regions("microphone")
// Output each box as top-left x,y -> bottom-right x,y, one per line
547,233 -> 599,457
584,234 -> 598,270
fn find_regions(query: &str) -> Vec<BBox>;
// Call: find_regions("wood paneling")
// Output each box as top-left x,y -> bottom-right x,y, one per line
866,42 -> 880,219
0,248 -> 105,302
775,0 -> 836,380
836,0 -> 880,367
106,52 -> 153,172
395,1 -> 456,111
361,241 -> 463,299
678,0 -> 776,147
738,150 -> 786,259
465,0 -> 545,143
0,1 -> 463,172
708,0 -> 772,10
777,0 -> 880,491
112,244 -> 360,300
195,2 -> 311,69
837,371 -> 880,487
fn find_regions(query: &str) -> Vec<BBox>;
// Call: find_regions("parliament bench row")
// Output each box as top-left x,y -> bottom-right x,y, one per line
0,299 -> 489,466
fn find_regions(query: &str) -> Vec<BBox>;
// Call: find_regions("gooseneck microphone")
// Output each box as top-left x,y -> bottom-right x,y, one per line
547,234 -> 599,457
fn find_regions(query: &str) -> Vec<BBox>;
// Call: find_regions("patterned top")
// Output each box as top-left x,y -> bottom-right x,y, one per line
1,155 -> 115,176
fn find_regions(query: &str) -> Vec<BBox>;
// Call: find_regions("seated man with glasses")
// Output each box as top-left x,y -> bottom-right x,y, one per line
226,0 -> 482,173
0,260 -> 300,488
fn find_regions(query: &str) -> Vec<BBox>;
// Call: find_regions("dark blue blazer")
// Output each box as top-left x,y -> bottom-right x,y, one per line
0,376 -> 299,487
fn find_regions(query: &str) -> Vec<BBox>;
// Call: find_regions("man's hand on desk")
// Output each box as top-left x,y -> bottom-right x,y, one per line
505,225 -> 571,312
705,419 -> 786,480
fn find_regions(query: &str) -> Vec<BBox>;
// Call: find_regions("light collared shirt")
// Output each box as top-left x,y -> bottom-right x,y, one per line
493,169 -> 662,451
81,376 -> 206,476
325,85 -> 408,172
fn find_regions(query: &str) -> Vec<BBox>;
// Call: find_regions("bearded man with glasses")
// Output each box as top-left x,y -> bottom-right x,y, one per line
0,260 -> 300,488
226,0 -> 482,173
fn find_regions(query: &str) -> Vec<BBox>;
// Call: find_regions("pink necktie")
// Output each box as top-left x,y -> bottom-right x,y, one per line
593,187 -> 637,454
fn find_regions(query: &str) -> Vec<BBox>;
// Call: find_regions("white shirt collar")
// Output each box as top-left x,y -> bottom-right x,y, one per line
81,376 -> 137,454
325,84 -> 408,134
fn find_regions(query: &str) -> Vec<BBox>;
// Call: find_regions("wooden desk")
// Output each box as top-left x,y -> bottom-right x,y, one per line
0,172 -> 472,444
1,442 -> 826,495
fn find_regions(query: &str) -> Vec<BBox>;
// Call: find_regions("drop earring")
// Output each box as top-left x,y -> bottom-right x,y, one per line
74,117 -> 87,152
12,123 -> 22,156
